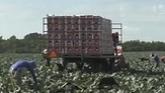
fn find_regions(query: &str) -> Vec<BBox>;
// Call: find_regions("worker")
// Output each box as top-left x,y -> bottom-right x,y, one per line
9,60 -> 37,85
149,53 -> 160,70
42,49 -> 51,66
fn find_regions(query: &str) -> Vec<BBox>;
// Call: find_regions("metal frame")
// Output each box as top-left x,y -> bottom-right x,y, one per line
43,17 -> 47,33
112,23 -> 123,44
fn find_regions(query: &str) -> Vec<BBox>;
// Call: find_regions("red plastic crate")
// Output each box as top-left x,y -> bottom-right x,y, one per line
46,15 -> 113,56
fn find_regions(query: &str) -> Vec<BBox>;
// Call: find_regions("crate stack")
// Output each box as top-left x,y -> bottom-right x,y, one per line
46,15 -> 113,56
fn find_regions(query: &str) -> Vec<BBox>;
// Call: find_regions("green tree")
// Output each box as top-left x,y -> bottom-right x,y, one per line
23,33 -> 47,53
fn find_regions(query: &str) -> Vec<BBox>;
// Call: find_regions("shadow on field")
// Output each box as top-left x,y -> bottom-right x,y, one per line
128,68 -> 165,75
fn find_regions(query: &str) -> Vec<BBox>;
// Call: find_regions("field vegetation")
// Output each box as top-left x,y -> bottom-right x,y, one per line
1,52 -> 165,93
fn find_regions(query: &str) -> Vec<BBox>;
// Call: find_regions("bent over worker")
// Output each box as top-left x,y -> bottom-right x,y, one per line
42,49 -> 59,67
9,60 -> 37,85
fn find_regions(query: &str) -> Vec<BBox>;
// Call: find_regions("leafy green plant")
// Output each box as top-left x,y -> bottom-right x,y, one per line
1,52 -> 165,92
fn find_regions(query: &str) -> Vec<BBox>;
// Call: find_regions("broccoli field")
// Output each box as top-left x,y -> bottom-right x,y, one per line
1,52 -> 165,93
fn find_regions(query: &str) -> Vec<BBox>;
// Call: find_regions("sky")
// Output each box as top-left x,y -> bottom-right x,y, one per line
0,0 -> 165,42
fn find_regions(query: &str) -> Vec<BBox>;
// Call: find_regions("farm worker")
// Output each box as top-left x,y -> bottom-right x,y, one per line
42,49 -> 51,66
9,60 -> 37,85
149,53 -> 160,69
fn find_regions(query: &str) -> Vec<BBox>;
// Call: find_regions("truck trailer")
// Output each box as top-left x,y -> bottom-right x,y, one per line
43,15 -> 128,72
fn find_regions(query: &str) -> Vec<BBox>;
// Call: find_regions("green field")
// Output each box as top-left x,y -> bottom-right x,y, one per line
1,52 -> 165,93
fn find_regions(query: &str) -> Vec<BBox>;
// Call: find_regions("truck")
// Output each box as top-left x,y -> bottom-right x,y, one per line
43,15 -> 129,72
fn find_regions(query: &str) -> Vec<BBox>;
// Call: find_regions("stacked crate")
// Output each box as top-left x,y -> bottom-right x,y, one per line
46,15 -> 113,56
47,16 -> 64,55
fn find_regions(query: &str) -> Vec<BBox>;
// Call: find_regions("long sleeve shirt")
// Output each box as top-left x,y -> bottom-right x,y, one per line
9,60 -> 37,83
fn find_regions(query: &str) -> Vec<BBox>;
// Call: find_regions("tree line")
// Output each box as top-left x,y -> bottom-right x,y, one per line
123,40 -> 165,51
0,33 -> 47,53
0,33 -> 165,53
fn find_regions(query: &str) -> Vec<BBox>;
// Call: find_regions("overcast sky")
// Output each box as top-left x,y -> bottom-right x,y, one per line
0,0 -> 165,41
